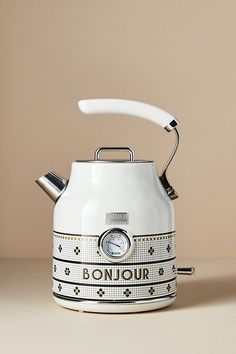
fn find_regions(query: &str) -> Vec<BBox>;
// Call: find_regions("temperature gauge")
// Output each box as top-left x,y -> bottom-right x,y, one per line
98,228 -> 134,262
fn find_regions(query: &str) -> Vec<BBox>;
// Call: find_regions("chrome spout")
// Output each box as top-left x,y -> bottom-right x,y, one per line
36,171 -> 68,202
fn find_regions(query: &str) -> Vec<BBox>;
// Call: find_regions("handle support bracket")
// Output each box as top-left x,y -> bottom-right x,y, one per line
159,128 -> 179,200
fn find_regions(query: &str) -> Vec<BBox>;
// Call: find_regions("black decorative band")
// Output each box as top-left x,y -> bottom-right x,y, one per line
53,291 -> 176,303
53,276 -> 177,288
53,230 -> 175,237
53,256 -> 176,266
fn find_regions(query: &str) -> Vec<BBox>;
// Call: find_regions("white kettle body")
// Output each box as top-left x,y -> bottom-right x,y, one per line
36,99 -> 185,313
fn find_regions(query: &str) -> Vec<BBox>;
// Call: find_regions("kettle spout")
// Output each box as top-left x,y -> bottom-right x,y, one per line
35,171 -> 68,202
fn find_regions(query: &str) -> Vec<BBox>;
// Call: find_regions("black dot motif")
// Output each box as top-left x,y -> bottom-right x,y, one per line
58,284 -> 62,292
172,265 -> 176,273
74,287 -> 80,295
97,288 -> 105,297
53,264 -> 57,272
58,244 -> 62,253
124,289 -> 131,297
148,287 -> 155,295
74,247 -> 80,255
167,284 -> 171,292
65,267 -> 70,276
158,267 -> 164,276
148,247 -> 155,255
166,244 -> 171,253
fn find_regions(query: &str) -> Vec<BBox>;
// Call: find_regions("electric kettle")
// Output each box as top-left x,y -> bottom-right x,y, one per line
36,99 -> 194,313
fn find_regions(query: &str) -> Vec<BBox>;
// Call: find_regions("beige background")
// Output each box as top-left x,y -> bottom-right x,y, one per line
1,0 -> 236,258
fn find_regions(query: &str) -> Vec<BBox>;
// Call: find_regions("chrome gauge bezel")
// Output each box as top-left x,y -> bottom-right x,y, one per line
98,228 -> 134,263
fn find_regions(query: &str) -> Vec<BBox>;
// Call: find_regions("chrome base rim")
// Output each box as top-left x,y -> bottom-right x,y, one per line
53,294 -> 176,313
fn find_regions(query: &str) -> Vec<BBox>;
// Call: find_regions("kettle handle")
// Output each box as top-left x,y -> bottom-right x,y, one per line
78,99 -> 179,132
78,99 -> 179,200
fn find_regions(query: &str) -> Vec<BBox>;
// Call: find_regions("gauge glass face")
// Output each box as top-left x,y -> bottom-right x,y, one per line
100,230 -> 132,261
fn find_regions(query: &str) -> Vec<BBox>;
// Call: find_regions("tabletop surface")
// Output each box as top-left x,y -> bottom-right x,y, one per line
0,259 -> 235,354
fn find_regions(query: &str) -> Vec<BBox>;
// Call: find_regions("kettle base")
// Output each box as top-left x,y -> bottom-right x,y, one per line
53,295 -> 176,313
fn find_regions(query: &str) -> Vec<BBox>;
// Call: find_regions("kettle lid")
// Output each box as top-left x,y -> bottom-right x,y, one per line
76,147 -> 153,163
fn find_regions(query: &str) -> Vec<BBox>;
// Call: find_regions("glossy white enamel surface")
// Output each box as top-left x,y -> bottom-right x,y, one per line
78,99 -> 178,130
54,162 -> 174,235
53,161 -> 175,312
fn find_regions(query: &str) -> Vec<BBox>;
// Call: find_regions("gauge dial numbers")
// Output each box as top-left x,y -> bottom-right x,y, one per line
98,228 -> 134,262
